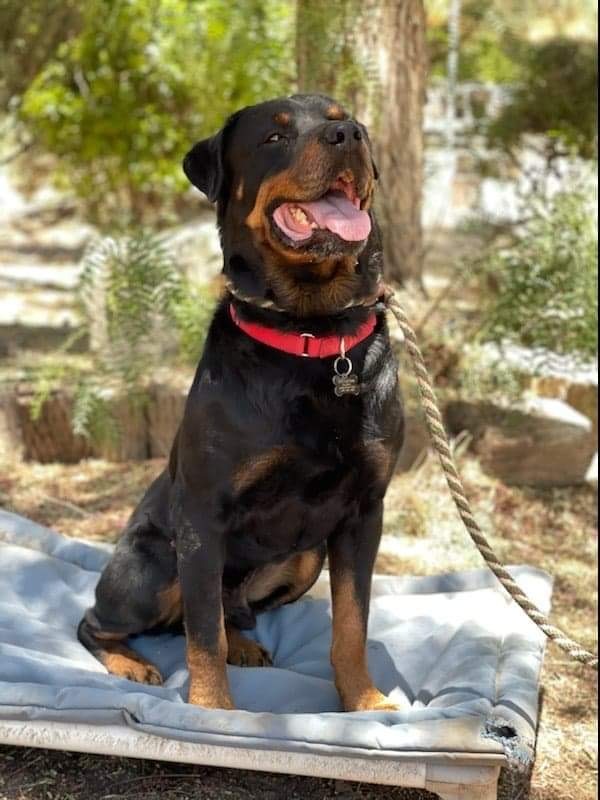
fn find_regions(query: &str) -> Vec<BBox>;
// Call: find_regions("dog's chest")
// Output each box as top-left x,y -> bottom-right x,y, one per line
225,429 -> 385,567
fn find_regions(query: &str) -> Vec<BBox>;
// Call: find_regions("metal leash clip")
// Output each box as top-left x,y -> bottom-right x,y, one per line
332,337 -> 360,397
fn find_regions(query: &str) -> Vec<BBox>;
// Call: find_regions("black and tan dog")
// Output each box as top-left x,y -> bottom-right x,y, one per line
78,94 -> 404,712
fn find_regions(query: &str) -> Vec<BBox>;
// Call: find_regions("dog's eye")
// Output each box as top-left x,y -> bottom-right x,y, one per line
265,132 -> 286,144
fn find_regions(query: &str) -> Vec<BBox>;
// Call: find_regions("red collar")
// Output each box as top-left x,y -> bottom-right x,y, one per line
229,304 -> 378,358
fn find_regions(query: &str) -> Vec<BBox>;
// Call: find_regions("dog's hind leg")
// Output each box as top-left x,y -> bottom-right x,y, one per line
78,472 -> 179,686
78,617 -> 164,685
222,545 -> 326,668
225,623 -> 273,667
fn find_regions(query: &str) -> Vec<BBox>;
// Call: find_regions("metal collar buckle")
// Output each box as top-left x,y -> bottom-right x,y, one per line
300,332 -> 315,357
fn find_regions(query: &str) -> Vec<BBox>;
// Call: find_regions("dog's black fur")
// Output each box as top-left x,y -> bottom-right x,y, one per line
78,94 -> 404,711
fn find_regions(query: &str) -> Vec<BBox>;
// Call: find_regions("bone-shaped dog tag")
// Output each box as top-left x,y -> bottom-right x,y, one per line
332,355 -> 360,397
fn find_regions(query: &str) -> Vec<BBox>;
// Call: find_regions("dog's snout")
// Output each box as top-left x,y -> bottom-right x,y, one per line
323,121 -> 362,147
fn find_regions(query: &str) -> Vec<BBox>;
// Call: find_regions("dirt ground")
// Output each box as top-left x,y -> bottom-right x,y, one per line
0,453 -> 596,800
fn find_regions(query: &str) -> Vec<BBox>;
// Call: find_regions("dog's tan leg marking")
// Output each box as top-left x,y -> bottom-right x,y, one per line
186,609 -> 234,709
330,572 -> 399,712
226,624 -> 272,667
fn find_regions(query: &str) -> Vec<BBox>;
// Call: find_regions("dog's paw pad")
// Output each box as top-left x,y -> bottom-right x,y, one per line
123,662 -> 163,686
138,664 -> 163,685
228,637 -> 272,668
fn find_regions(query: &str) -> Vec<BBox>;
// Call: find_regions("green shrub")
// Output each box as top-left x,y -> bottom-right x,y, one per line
477,181 -> 598,360
428,0 -> 522,83
427,1 -> 597,158
19,0 -> 293,226
453,345 -> 523,403
487,38 -> 598,158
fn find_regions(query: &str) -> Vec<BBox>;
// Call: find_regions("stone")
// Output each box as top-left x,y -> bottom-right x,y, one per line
445,398 -> 597,487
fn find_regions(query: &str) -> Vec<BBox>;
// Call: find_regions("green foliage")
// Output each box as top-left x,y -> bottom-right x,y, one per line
477,181 -> 598,359
487,38 -> 598,158
19,0 -> 293,225
70,381 -> 118,444
454,346 -> 523,403
427,0 -> 597,158
0,0 -> 81,110
79,231 -> 185,379
79,229 -> 216,370
427,0 -> 522,83
31,229 -> 216,442
171,283 -> 216,365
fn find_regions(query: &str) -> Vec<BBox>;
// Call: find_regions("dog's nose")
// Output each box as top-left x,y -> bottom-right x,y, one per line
323,121 -> 362,146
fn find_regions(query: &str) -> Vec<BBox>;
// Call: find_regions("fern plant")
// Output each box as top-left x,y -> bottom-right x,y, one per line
31,229 -> 216,444
80,232 -> 183,372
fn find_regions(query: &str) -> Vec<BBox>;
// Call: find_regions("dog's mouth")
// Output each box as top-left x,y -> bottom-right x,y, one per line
271,174 -> 372,247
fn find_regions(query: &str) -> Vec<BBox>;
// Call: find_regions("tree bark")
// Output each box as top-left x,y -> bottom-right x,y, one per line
355,0 -> 427,286
295,0 -> 427,285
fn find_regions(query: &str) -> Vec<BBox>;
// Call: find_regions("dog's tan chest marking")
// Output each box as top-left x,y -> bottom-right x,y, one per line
232,445 -> 295,494
157,581 -> 183,627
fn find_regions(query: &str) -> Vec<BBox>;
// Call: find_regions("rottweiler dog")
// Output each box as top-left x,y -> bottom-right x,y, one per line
78,94 -> 404,712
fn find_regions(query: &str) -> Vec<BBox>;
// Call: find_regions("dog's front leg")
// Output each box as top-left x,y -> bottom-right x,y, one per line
328,501 -> 400,712
176,499 -> 233,710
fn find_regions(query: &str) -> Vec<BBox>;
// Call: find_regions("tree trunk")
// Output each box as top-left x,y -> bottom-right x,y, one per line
295,0 -> 427,286
355,0 -> 427,286
296,0 -> 326,94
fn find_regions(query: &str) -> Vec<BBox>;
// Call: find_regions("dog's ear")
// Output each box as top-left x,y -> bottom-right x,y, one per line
183,111 -> 242,203
183,131 -> 225,203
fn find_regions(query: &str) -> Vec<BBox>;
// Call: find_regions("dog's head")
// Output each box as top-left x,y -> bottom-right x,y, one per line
183,95 -> 382,316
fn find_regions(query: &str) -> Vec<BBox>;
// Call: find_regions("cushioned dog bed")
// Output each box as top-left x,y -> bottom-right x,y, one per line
0,509 -> 551,798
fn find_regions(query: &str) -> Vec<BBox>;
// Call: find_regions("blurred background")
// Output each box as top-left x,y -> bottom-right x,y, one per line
0,2 -> 597,798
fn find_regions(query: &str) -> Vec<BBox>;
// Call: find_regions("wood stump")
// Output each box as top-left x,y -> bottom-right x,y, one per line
0,382 -> 187,464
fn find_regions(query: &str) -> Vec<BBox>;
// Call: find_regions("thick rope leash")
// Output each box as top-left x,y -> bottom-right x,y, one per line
385,292 -> 598,670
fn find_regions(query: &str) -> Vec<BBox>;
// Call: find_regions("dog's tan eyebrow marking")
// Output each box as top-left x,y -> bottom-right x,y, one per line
326,105 -> 346,120
273,111 -> 291,126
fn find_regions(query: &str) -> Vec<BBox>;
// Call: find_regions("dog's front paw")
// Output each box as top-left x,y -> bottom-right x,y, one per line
343,686 -> 401,712
133,662 -> 164,686
105,652 -> 163,686
227,634 -> 273,667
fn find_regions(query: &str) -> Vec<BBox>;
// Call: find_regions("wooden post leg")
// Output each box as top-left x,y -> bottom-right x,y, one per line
425,765 -> 501,800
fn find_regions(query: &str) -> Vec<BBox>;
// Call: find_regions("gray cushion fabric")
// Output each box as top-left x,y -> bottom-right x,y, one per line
0,509 -> 551,767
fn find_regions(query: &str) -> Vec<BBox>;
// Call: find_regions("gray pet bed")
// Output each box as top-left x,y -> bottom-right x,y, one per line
0,509 -> 551,799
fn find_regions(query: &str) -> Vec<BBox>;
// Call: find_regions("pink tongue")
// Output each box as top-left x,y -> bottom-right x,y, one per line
273,192 -> 371,242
